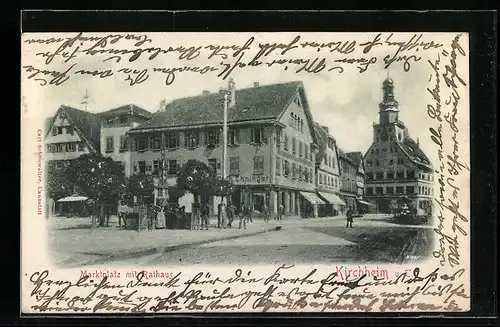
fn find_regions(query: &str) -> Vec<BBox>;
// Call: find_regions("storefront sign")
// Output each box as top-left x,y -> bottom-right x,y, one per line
231,175 -> 271,184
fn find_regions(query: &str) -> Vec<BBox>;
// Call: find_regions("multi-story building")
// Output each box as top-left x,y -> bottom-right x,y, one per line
99,104 -> 152,176
313,123 -> 344,216
363,78 -> 434,214
127,79 -> 322,217
338,149 -> 359,213
45,105 -> 101,169
345,152 -> 365,197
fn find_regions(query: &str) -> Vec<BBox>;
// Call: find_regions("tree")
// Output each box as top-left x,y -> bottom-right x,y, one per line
167,184 -> 186,205
176,160 -> 234,198
128,173 -> 155,205
46,163 -> 73,201
46,163 -> 74,216
70,154 -> 127,228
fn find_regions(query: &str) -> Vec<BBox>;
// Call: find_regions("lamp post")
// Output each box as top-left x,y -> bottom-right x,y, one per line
219,89 -> 230,228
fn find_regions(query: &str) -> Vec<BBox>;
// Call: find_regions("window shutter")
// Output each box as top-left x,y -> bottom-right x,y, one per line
235,129 -> 239,144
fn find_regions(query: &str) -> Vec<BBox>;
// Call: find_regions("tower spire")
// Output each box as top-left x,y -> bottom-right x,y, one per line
81,90 -> 90,111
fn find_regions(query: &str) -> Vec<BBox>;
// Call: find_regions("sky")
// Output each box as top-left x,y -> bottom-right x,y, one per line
21,32 -> 470,165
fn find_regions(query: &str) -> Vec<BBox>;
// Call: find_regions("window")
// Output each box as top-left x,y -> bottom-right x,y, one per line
406,170 -> 415,179
276,129 -> 282,147
152,136 -> 161,150
305,144 -> 309,160
66,143 -> 76,152
185,131 -> 199,148
284,160 -> 290,177
386,186 -> 394,194
375,187 -> 383,195
119,135 -> 128,152
406,186 -> 415,194
230,157 -> 240,175
106,136 -> 114,153
319,173 -> 323,184
299,141 -> 303,157
366,160 -> 372,167
375,161 -> 380,166
57,127 -> 63,135
153,160 -> 160,176
66,126 -> 74,135
168,132 -> 180,149
397,171 -> 405,179
298,166 -> 303,181
253,156 -> 264,175
376,172 -> 384,180
208,158 -> 217,174
228,128 -> 239,146
276,158 -> 281,175
387,171 -> 394,179
51,127 -> 57,136
389,159 -> 394,165
292,163 -> 296,179
251,127 -> 263,144
292,137 -> 296,154
146,161 -> 153,174
168,160 -> 179,175
137,137 -> 149,151
78,142 -> 84,152
304,168 -> 309,182
309,170 -> 313,183
117,162 -> 125,172
397,158 -> 404,164
396,186 -> 404,194
284,134 -> 289,151
138,161 -> 146,174
119,116 -> 127,124
366,187 -> 373,195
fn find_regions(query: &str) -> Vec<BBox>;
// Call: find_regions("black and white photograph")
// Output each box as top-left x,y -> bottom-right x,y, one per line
21,31 -> 471,313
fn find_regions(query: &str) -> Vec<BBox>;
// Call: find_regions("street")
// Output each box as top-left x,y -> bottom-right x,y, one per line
108,214 -> 433,266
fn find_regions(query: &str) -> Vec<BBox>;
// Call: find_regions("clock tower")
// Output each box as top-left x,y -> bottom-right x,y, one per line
379,78 -> 399,124
374,78 -> 405,143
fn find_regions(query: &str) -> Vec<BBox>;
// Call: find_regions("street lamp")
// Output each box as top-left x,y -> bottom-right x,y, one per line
218,88 -> 231,228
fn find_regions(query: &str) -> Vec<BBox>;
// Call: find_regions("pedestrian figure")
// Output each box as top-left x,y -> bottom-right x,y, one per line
201,203 -> 210,230
262,203 -> 269,222
346,207 -> 353,228
247,204 -> 253,223
147,204 -> 156,231
278,204 -> 284,221
117,201 -> 126,228
227,203 -> 235,228
238,204 -> 247,229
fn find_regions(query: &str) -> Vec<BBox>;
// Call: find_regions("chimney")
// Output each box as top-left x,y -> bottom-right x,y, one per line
417,138 -> 420,148
202,90 -> 210,95
228,78 -> 236,108
321,125 -> 329,133
253,82 -> 260,87
159,99 -> 166,112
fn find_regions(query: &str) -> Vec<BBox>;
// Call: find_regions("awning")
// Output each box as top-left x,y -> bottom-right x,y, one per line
319,192 -> 346,206
357,199 -> 375,206
300,191 -> 325,205
57,196 -> 88,202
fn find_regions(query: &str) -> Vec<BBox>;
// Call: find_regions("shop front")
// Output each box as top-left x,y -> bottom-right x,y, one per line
318,192 -> 345,217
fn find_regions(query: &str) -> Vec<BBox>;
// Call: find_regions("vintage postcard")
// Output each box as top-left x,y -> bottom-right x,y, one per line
21,32 -> 470,313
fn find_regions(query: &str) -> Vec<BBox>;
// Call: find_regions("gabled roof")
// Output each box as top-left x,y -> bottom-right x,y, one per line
98,104 -> 152,119
397,137 -> 433,171
337,148 -> 356,166
345,152 -> 363,167
44,116 -> 55,133
47,105 -> 101,151
313,122 -> 329,165
132,81 -> 304,130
